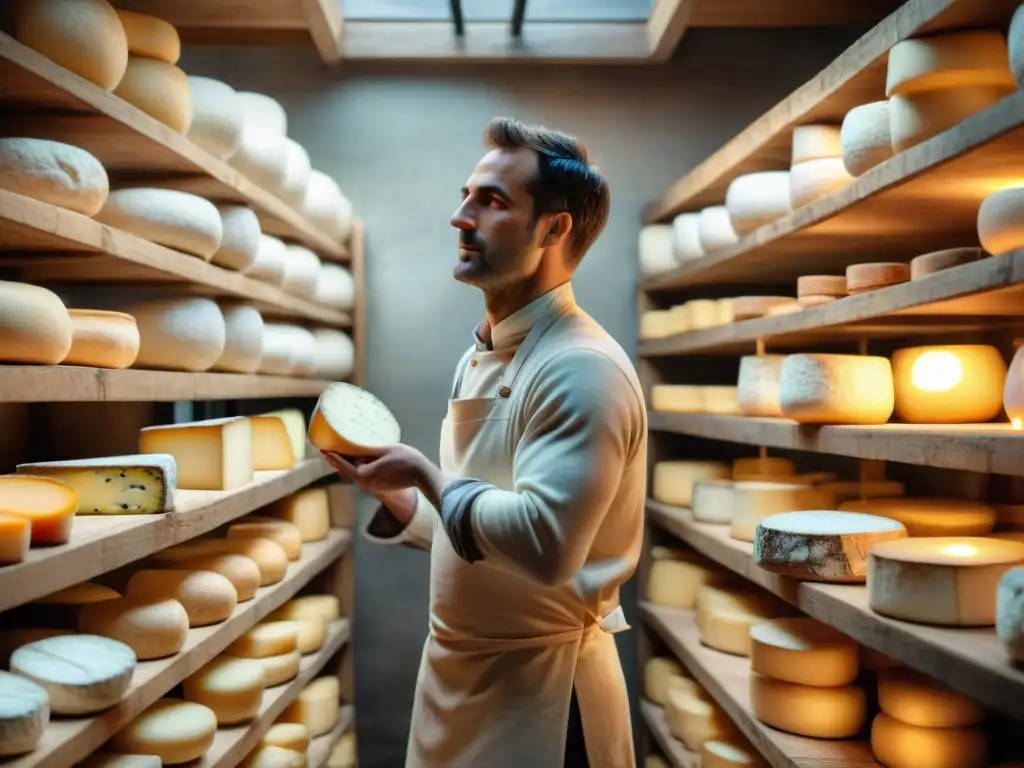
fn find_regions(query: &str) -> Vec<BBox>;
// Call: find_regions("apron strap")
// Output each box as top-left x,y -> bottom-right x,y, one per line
498,292 -> 573,398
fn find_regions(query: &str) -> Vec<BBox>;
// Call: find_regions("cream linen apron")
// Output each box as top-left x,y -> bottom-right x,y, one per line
407,295 -> 635,768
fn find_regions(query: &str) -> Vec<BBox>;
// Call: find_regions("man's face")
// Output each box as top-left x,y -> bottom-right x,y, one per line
450,147 -> 546,289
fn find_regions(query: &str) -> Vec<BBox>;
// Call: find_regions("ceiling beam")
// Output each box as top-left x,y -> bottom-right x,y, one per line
302,0 -> 344,63
647,0 -> 697,61
512,0 -> 529,38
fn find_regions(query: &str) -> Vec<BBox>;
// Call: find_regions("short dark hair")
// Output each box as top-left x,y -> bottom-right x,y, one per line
484,117 -> 610,266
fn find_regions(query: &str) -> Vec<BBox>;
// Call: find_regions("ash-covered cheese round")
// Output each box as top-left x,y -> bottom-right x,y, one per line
186,76 -> 244,160
725,172 -> 792,236
183,656 -> 266,725
672,213 -> 704,261
789,157 -> 853,209
0,138 -> 109,216
0,670 -> 49,757
729,482 -> 837,543
309,382 -> 401,457
211,304 -> 264,374
112,698 -> 218,764
750,617 -> 859,687
212,205 -> 261,272
870,712 -> 988,768
312,328 -> 355,379
638,224 -> 676,277
754,510 -> 907,582
840,100 -> 894,177
282,245 -> 322,299
126,297 -> 226,372
114,57 -> 192,134
737,355 -> 785,417
877,667 -> 985,728
886,30 -> 1015,97
697,206 -> 739,252
97,189 -> 223,259
65,309 -> 140,369
316,263 -> 356,310
0,281 -> 73,365
996,565 -> 1024,662
911,246 -> 984,278
78,596 -> 189,659
838,497 -> 996,537
125,569 -> 237,627
751,673 -> 866,738
779,353 -> 894,424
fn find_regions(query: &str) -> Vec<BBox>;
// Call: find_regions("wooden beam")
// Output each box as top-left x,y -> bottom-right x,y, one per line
647,0 -> 697,61
303,0 -> 345,63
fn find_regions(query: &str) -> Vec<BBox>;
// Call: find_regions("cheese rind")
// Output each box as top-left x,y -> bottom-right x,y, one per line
282,245 -> 322,300
227,622 -> 299,658
212,206 -> 261,273
113,57 -> 192,133
892,344 -> 1006,423
846,262 -> 911,293
211,304 -> 264,374
910,247 -> 983,278
167,554 -> 261,602
749,617 -> 860,687
703,386 -> 740,415
116,10 -> 181,64
228,520 -> 302,560
312,328 -> 355,380
779,354 -> 894,425
0,281 -> 74,365
77,596 -> 189,659
270,595 -> 340,623
652,461 -> 730,507
978,185 -> 1024,257
750,673 -> 866,738
154,537 -> 287,586
80,755 -> 162,768
639,225 -> 676,276
99,188 -> 222,258
249,415 -> 297,471
262,409 -> 308,462
666,691 -> 736,751
258,649 -> 301,686
838,497 -> 996,536
262,723 -> 310,753
112,698 -> 218,764
183,657 -> 266,725
0,670 -> 49,757
725,172 -> 792,236
282,139 -> 312,206
186,76 -> 243,159
279,677 -> 340,736
264,488 -> 331,542
729,482 -> 837,543
238,93 -> 288,138
0,138 -> 110,216
870,713 -> 988,768
840,100 -> 894,177
697,206 -> 739,252
126,297 -> 226,372
886,31 -> 1015,96
877,667 -> 984,727
692,479 -> 736,524
125,569 -> 237,627
696,587 -> 792,657
139,417 -> 253,491
790,157 -> 853,208
701,740 -> 767,768
230,125 -> 288,192
0,474 -> 78,544
796,275 -> 847,298
737,355 -> 785,417
242,746 -> 306,768
996,566 -> 1024,661
791,125 -> 842,165
733,296 -> 795,321
309,383 -> 401,457
650,385 -> 704,413
0,513 -> 31,565
248,235 -> 288,286
315,264 -> 356,311
890,85 -> 1013,152
65,309 -> 140,369
644,656 -> 686,705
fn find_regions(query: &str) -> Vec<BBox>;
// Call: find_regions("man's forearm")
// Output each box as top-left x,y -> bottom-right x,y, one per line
415,458 -> 452,511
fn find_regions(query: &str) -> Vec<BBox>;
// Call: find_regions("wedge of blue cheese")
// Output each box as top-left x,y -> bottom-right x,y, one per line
16,455 -> 177,514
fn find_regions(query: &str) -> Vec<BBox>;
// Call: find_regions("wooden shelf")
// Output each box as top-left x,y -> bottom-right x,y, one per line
196,620 -> 351,768
646,500 -> 1024,721
641,700 -> 698,768
641,603 -> 880,768
0,191 -> 352,327
643,0 -> 1020,223
649,412 -> 1024,476
0,458 -> 334,613
640,251 -> 1024,356
308,711 -> 355,768
0,33 -> 348,261
8,530 -> 351,768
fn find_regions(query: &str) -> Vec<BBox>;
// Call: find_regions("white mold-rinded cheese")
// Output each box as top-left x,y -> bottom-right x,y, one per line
114,57 -> 192,134
838,497 -> 996,537
270,595 -> 341,624
230,126 -> 288,193
10,634 -> 135,715
703,386 -> 740,415
302,171 -> 346,240
65,309 -> 139,369
139,416 -> 253,491
312,328 -> 355,379
126,297 -> 226,372
259,324 -> 297,376
228,520 -> 302,561
125,570 -> 237,627
892,344 -> 1006,424
978,185 -> 1024,256
213,205 -> 261,272
315,264 -> 356,310
281,139 -> 312,206
796,275 -> 847,298
112,698 -> 218,764
697,206 -> 739,252
997,566 -> 1024,661
262,723 -> 310,753
248,415 -> 297,471
97,189 -> 223,259
186,77 -> 244,160
17,453 -> 177,515
868,536 -> 1024,626
791,125 -> 842,165
692,479 -> 736,524
227,622 -> 298,658
258,649 -> 301,686
779,353 -> 895,424
737,355 -> 785,417
750,617 -> 859,687
672,212 -> 704,261
650,384 -> 704,413
754,510 -> 907,582
644,656 -> 686,705
647,558 -> 728,610
789,157 -> 853,209
886,30 -> 1014,96
890,85 -> 1013,153
238,93 -> 288,138
732,457 -> 795,481
0,138 -> 109,216
279,676 -> 340,736
167,553 -> 261,603
846,262 -> 911,293
730,482 -> 836,543
911,246 -> 984,278
877,667 -> 984,728
652,461 -> 730,507
638,224 -> 676,276
264,488 -> 331,543
0,514 -> 30,566
841,101 -> 894,176
116,10 -> 180,64
249,235 -> 289,285
211,304 -> 264,374
870,713 -> 988,768
0,670 -> 49,757
724,172 -> 792,236
14,0 -> 128,91
751,674 -> 866,738
154,538 -> 288,587
183,657 -> 266,725
282,245 -> 322,299
308,382 -> 401,457
700,740 -> 767,768
0,281 -> 73,365
732,296 -> 795,320
78,596 -> 189,659
282,326 -> 317,377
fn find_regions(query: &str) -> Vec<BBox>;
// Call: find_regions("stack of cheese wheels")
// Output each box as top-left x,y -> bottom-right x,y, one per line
729,481 -> 836,543
225,621 -> 301,687
646,547 -> 730,610
651,461 -> 730,507
796,274 -> 847,308
724,172 -> 792,236
0,138 -> 110,217
112,10 -> 190,133
279,676 -> 340,737
886,30 -> 1015,153
891,344 -> 1007,423
840,100 -> 894,176
663,675 -> 738,753
736,355 -> 786,417
672,213 -> 704,262
978,184 -> 1024,257
183,656 -> 266,725
870,668 -> 988,768
639,225 -> 677,277
694,582 -> 793,657
997,566 -> 1024,662
749,617 -> 868,739
789,124 -> 853,208
838,497 -> 997,537
308,382 -> 401,457
779,353 -> 895,424
697,205 -> 740,252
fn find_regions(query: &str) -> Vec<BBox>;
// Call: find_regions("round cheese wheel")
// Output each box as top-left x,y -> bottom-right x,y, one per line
115,10 -> 180,64
126,297 -> 226,372
724,172 -> 792,236
877,667 -> 985,728
327,732 -> 356,768
700,740 -> 767,768
639,308 -> 672,339
166,554 -> 261,603
186,77 -> 244,160
227,520 -> 302,561
754,510 -> 907,582
315,264 -> 355,310
1006,345 -> 1024,427
779,353 -> 895,425
248,235 -> 289,285
638,224 -> 676,276
97,188 -> 223,259
997,566 -> 1024,662
737,355 -> 785,417
243,746 -> 306,768
64,309 -> 140,369
749,617 -> 860,687
258,324 -> 296,376
281,139 -> 312,207
692,479 -> 736,524
80,755 -> 162,768
0,475 -> 78,544
309,382 -> 401,456
230,126 -> 288,192
732,296 -> 794,320
10,633 -> 135,715
211,304 -> 264,374
263,723 -> 310,753
228,622 -> 299,658
280,326 -> 316,377
279,676 -> 340,736
870,713 -> 988,768
695,585 -> 793,656
78,596 -> 189,659
978,185 -> 1024,256
125,569 -> 237,627
797,275 -> 846,298
112,698 -> 218,764
38,582 -> 120,605
652,461 -> 730,506
892,344 -> 1006,423
910,247 -> 984,278
644,656 -> 685,705
890,85 -> 1013,153
312,328 -> 355,379
886,30 -> 1015,97
846,261 -> 910,293
278,616 -> 327,654
0,281 -> 72,365
646,558 -> 729,610
212,205 -> 261,272
154,538 -> 288,586
841,101 -> 894,176
650,384 -> 704,413
703,386 -> 740,415
729,482 -> 837,543
790,157 -> 853,208
751,673 -> 866,738
0,138 -> 109,216
14,0 -> 128,91
732,456 -> 795,480
114,57 -> 192,133
259,649 -> 301,686
791,124 -> 842,165
839,497 -> 996,537
685,299 -> 722,330
697,206 -> 739,252
238,92 -> 288,138
282,245 -> 322,299
183,657 -> 265,725
301,171 -> 347,240
271,595 -> 340,623
666,690 -> 736,750
672,213 -> 704,261
264,488 -> 331,543
0,670 -> 49,758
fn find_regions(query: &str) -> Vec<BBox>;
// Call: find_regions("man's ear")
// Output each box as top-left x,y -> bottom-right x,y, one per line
543,212 -> 573,244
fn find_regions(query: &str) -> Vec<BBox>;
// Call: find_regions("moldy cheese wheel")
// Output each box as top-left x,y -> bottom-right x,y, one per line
309,382 -> 401,457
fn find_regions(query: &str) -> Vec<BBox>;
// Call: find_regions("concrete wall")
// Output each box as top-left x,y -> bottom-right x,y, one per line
184,29 -> 863,765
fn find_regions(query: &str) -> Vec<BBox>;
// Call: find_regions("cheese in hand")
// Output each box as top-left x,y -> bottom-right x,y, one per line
139,417 -> 253,491
308,383 -> 401,457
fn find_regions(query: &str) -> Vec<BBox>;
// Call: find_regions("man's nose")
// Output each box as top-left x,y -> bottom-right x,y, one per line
450,203 -> 476,230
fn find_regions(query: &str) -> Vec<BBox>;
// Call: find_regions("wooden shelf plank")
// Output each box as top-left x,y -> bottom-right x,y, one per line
643,0 -> 1020,222
308,709 -> 356,768
648,412 -> 1024,476
197,619 -> 351,768
641,700 -> 698,768
8,530 -> 351,768
640,251 -> 1024,357
0,33 -> 348,261
0,458 -> 334,612
646,500 -> 1024,721
687,0 -> 907,27
641,602 -> 880,768
0,191 -> 352,327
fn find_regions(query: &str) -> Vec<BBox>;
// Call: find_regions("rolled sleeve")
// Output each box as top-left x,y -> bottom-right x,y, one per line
362,489 -> 436,551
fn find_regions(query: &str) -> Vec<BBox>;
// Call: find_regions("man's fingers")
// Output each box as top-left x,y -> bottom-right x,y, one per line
322,451 -> 358,476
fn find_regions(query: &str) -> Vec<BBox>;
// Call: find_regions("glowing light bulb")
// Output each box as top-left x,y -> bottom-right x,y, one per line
1013,417 -> 1023,430
910,350 -> 963,393
944,543 -> 979,558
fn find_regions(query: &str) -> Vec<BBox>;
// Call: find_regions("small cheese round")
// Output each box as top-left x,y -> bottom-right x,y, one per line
886,30 -> 1015,97
315,264 -> 356,310
77,596 -> 189,659
0,138 -> 109,216
125,569 -> 237,627
651,461 -> 730,507
228,520 -> 302,561
978,185 -> 1024,256
0,281 -> 73,365
650,385 -> 704,413
644,656 -> 686,705
750,673 -> 866,738
797,275 -> 847,298
692,479 -> 736,524
791,124 -> 842,165
639,224 -> 677,276
243,746 -> 306,768
309,382 -> 401,456
892,344 -> 1006,423
997,566 -> 1024,662
125,297 -> 226,372
672,213 -> 704,261
779,353 -> 895,425
271,595 -> 340,624
211,304 -> 264,374
700,740 -> 767,768
790,157 -> 853,209
227,622 -> 299,658
112,698 -> 218,764
312,328 -> 355,380
259,649 -> 301,686
166,554 -> 261,603
910,247 -> 983,278
186,77 -> 244,159
696,586 -> 792,656
0,670 -> 49,757
97,188 -> 223,259
116,10 -> 181,64
264,488 -> 331,543
846,262 -> 911,293
754,510 -> 908,582
114,57 -> 192,134
697,206 -> 739,252
685,299 -> 722,330
65,309 -> 140,369
212,205 -> 261,272
840,101 -> 894,177
238,93 -> 288,138
890,85 -> 1013,153
666,692 -> 737,751
230,126 -> 288,193
281,139 -> 312,206
640,310 -> 672,340
280,325 -> 318,377
248,235 -> 289,285
877,667 -> 985,728
839,498 -> 996,537
729,482 -> 837,543
870,713 -> 988,768
703,386 -> 740,415
737,355 -> 785,417
0,474 -> 79,545
263,723 -> 310,753
749,617 -> 859,687
259,324 -> 297,376
302,171 -> 346,241
155,538 -> 288,586
328,730 -> 356,768
282,245 -> 322,299
724,172 -> 792,236
279,676 -> 340,736
11,634 -> 135,715
14,0 -> 128,91
732,296 -> 794,321
183,657 -> 266,725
